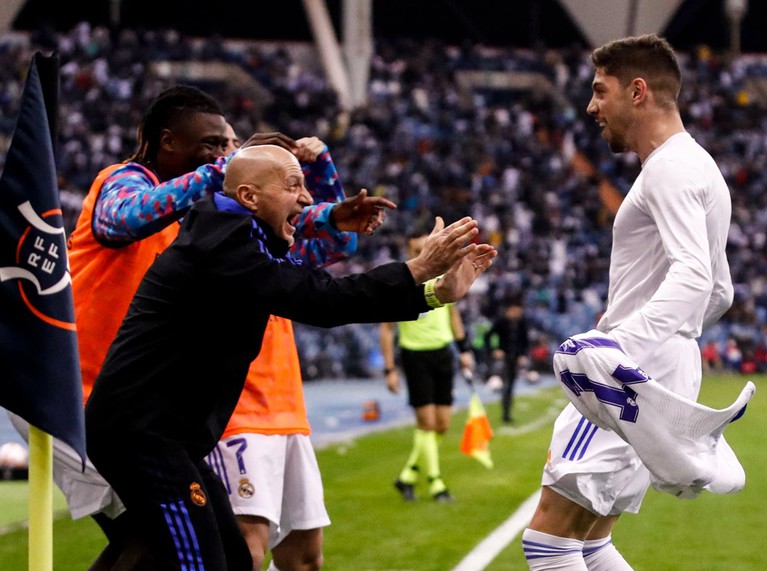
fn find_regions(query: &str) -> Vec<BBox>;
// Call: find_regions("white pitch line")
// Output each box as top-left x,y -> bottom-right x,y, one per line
450,489 -> 541,571
449,399 -> 560,570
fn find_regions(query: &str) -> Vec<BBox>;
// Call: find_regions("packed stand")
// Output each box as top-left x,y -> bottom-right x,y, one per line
0,23 -> 764,379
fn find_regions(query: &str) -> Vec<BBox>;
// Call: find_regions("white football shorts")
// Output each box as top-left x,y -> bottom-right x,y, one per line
206,433 -> 330,549
8,411 -> 125,520
542,335 -> 701,516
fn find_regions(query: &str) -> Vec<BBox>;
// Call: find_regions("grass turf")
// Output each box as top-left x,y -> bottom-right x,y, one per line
0,374 -> 762,570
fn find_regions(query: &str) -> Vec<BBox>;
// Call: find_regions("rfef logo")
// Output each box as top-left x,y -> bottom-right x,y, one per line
0,200 -> 74,330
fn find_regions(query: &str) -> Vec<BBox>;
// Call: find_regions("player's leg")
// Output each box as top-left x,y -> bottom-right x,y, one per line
429,348 -> 455,501
270,528 -> 322,571
582,527 -> 632,570
269,434 -> 328,571
431,403 -> 453,500
89,433 -> 242,570
395,422 -> 428,498
234,515 -> 272,570
522,487 -> 595,569
86,541 -> 121,571
106,535 -> 157,571
583,336 -> 702,571
200,460 -> 253,571
395,348 -> 431,499
413,404 -> 448,498
580,336 -> 703,571
522,400 -> 649,570
501,357 -> 519,423
521,530 -> 588,570
207,433 -> 288,571
9,412 -> 147,569
89,511 -> 155,571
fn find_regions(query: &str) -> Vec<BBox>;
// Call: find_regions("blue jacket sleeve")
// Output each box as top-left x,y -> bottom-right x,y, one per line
291,145 -> 357,268
93,157 -> 227,243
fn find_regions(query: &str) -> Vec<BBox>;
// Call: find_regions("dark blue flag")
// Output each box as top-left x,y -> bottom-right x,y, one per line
0,53 -> 85,465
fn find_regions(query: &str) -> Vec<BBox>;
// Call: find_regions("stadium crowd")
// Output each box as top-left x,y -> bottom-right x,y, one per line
1,21 -> 766,380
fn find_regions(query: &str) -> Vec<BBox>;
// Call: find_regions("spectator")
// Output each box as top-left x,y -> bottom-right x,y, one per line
485,293 -> 530,424
3,24 -> 767,380
722,338 -> 743,371
529,333 -> 552,374
701,340 -> 723,373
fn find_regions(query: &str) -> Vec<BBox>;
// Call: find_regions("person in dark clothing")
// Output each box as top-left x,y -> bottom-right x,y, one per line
486,295 -> 530,424
85,144 -> 496,571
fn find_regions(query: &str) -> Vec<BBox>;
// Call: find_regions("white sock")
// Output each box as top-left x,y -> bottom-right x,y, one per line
267,562 -> 280,571
522,528 -> 588,570
583,536 -> 633,570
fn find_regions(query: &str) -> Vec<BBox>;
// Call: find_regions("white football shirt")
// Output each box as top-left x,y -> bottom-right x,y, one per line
598,131 -> 733,364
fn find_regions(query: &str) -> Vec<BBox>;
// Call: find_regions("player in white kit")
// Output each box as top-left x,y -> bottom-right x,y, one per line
521,34 -> 734,570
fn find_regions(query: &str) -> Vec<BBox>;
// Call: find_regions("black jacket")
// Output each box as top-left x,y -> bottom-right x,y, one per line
86,193 -> 427,461
486,314 -> 530,360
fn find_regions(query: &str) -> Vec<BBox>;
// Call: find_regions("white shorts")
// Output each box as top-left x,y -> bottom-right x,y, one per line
8,411 -> 125,520
206,433 -> 330,549
542,336 -> 701,516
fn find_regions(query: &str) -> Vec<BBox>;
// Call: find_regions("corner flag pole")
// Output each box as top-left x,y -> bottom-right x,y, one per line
28,426 -> 53,571
0,52 -> 85,571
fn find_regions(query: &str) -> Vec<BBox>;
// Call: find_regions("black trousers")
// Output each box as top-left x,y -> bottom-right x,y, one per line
501,356 -> 520,421
88,432 -> 252,571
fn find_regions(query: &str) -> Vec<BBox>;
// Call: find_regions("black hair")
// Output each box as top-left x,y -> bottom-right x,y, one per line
503,291 -> 525,308
129,85 -> 223,166
591,34 -> 681,107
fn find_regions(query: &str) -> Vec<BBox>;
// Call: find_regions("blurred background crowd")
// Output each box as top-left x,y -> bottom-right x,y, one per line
2,11 -> 767,383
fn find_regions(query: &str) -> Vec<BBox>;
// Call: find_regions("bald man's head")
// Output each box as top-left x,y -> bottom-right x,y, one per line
222,144 -> 313,246
223,145 -> 300,197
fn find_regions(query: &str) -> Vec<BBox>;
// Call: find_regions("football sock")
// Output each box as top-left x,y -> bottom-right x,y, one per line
583,536 -> 633,570
266,562 -> 280,571
522,528 -> 588,570
398,428 -> 425,484
421,430 -> 446,495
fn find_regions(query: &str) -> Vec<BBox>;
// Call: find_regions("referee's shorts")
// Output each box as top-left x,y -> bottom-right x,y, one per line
400,344 -> 455,408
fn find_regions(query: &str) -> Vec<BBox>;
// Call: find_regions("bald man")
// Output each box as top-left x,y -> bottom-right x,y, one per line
214,134 -> 394,571
85,145 -> 497,571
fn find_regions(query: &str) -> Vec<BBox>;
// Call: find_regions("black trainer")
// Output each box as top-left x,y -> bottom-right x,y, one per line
433,489 -> 454,503
394,479 -> 416,501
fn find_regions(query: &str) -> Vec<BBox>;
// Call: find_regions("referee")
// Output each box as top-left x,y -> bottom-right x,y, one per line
381,228 -> 475,503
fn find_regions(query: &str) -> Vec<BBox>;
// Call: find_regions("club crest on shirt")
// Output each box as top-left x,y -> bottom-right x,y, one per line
190,482 -> 207,506
238,478 -> 255,499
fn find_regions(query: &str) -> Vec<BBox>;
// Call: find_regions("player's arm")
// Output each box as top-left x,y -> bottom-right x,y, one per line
702,259 -> 735,330
93,159 -> 226,244
297,137 -> 346,204
292,190 -> 396,267
291,137 -> 395,267
291,202 -> 356,267
609,168 -> 714,362
290,136 -> 354,267
252,216 -> 493,323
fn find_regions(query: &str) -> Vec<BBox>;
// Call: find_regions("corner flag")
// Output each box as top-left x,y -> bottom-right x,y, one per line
460,373 -> 494,469
0,52 -> 85,464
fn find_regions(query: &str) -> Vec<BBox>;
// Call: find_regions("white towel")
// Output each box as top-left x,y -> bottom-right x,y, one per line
553,330 -> 755,499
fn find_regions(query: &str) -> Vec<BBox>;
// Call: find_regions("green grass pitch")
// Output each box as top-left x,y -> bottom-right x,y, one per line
0,374 -> 762,570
